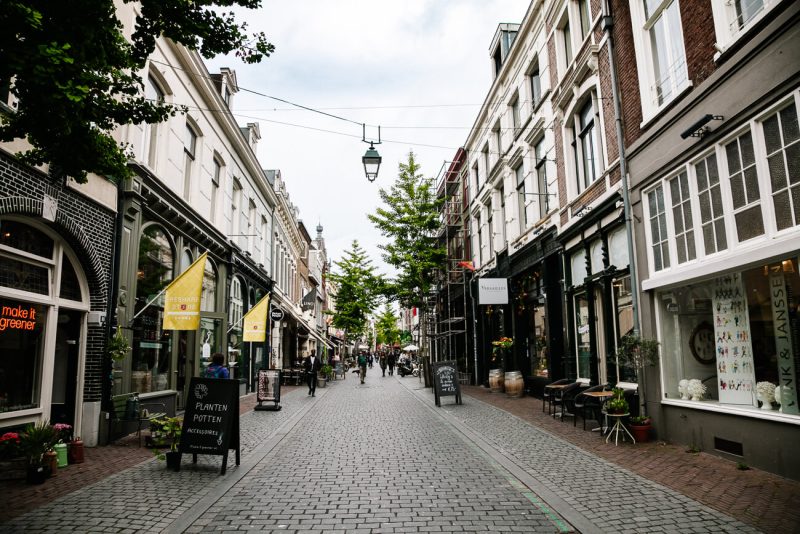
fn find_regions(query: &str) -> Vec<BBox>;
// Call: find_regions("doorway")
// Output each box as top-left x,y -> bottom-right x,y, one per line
51,309 -> 82,425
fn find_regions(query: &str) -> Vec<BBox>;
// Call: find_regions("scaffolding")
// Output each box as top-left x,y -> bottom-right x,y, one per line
430,156 -> 471,383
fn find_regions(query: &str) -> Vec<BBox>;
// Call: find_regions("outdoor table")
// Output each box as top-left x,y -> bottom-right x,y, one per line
582,390 -> 614,432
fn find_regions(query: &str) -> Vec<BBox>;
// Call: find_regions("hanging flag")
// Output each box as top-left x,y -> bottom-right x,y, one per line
457,260 -> 476,271
163,252 -> 207,330
243,293 -> 270,342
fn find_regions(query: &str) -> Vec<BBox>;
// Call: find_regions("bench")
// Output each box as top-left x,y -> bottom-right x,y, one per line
111,392 -> 166,447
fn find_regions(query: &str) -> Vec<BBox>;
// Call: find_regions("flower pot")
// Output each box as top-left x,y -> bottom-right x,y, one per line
68,439 -> 85,464
488,369 -> 504,393
630,423 -> 651,443
0,457 -> 26,480
43,450 -> 58,476
54,443 -> 68,468
504,371 -> 524,398
26,464 -> 49,484
165,450 -> 181,471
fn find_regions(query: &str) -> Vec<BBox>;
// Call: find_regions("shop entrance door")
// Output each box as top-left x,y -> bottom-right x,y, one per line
51,309 -> 82,425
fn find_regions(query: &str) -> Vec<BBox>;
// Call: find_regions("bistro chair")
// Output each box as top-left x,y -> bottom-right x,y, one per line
550,381 -> 580,419
556,382 -> 589,422
574,384 -> 609,430
542,378 -> 572,414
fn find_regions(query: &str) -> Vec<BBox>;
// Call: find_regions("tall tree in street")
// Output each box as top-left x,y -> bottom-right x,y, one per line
0,0 -> 274,182
375,305 -> 400,349
327,240 -> 379,357
368,151 -> 446,358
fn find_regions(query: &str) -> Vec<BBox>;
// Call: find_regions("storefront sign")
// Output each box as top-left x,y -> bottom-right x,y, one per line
0,304 -> 38,331
178,377 -> 240,475
243,293 -> 270,342
713,273 -> 756,406
770,272 -> 798,414
432,360 -> 462,407
269,307 -> 284,322
254,369 -> 281,411
478,278 -> 508,305
163,253 -> 207,330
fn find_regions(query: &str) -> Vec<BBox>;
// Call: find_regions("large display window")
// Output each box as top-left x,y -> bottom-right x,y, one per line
658,255 -> 800,417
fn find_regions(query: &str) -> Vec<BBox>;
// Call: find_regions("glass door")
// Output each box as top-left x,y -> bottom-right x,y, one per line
51,309 -> 82,425
574,293 -> 591,380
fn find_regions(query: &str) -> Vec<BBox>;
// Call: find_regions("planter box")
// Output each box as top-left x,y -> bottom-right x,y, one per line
0,457 -> 26,480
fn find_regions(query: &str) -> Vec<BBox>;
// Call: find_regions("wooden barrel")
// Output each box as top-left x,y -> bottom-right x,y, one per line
505,371 -> 524,398
489,369 -> 504,393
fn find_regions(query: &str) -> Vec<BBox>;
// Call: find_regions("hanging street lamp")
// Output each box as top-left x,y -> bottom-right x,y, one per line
362,124 -> 382,182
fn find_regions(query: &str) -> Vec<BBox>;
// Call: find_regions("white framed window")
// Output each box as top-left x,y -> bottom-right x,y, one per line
668,170 -> 697,264
761,101 -> 800,231
725,129 -> 765,242
247,200 -> 256,252
474,212 -> 483,265
710,0 -> 780,52
515,163 -> 528,233
483,144 -> 490,183
528,59 -> 542,111
486,200 -> 494,258
631,0 -> 689,121
694,152 -> 728,255
558,14 -> 574,74
229,277 -> 243,329
647,184 -> 671,272
472,163 -> 480,194
510,93 -> 521,134
534,138 -> 550,219
493,122 -> 502,167
231,179 -> 242,237
498,187 -> 507,248
578,0 -> 592,38
183,121 -> 199,200
211,156 -> 222,224
141,75 -> 165,167
573,97 -> 601,193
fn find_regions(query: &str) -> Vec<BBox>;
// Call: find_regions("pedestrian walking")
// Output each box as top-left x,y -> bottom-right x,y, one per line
358,352 -> 368,384
387,352 -> 396,376
379,353 -> 387,376
204,352 -> 230,378
304,349 -> 322,396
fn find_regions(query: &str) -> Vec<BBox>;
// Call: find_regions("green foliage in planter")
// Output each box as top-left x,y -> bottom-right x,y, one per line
150,416 -> 182,459
320,364 -> 333,379
605,388 -> 629,414
108,326 -> 131,362
629,415 -> 651,425
20,421 -> 58,466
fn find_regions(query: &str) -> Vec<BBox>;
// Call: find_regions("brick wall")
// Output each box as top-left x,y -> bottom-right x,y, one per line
610,0 -> 643,147
0,150 -> 116,402
680,0 -> 717,87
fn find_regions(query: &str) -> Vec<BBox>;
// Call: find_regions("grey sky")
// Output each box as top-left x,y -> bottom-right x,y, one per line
208,0 -> 527,273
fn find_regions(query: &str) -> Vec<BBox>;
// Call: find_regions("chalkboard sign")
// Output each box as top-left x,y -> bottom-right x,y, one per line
432,360 -> 462,407
255,369 -> 282,411
178,377 -> 240,475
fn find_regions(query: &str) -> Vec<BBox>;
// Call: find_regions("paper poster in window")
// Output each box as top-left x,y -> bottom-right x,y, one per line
713,273 -> 756,406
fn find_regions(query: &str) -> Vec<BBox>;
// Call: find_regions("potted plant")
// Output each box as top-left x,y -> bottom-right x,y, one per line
629,415 -> 652,443
19,421 -> 57,484
490,336 -> 513,372
151,416 -> 182,471
612,334 -> 659,420
0,431 -> 25,480
320,364 -> 333,380
605,388 -> 629,415
108,325 -> 131,362
53,423 -> 72,468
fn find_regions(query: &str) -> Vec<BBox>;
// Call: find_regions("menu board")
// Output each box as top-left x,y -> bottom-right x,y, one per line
178,377 -> 240,474
432,360 -> 462,407
255,369 -> 282,411
712,273 -> 756,406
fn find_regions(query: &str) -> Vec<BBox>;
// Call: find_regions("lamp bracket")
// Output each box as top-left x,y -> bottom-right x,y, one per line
362,124 -> 382,146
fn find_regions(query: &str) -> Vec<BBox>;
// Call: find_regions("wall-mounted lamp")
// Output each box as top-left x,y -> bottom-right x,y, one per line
680,114 -> 724,139
362,124 -> 382,182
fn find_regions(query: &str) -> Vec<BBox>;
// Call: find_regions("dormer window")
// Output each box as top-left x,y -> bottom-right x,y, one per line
490,24 -> 520,78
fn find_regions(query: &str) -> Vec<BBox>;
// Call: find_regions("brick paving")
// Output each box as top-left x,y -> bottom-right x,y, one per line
0,373 -> 797,533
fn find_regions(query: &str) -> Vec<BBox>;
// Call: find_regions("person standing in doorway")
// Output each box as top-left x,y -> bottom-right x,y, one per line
358,352 -> 368,384
205,352 -> 230,379
387,351 -> 396,376
304,349 -> 322,396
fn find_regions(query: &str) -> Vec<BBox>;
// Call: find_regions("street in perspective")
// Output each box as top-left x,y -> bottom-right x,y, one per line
3,366 -> 795,533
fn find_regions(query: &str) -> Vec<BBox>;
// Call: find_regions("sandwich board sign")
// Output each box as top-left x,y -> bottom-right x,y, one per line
255,369 -> 282,411
432,360 -> 462,407
178,377 -> 240,475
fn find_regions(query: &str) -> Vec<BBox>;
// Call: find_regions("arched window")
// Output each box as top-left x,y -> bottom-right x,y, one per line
229,276 -> 243,328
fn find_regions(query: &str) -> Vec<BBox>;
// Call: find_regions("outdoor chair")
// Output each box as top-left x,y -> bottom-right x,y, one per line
574,384 -> 608,430
550,381 -> 580,420
542,378 -> 572,414
557,382 -> 589,422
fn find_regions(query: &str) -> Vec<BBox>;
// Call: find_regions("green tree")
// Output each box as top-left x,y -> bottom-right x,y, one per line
327,240 -> 379,357
375,305 -> 400,349
0,0 -> 274,183
368,151 -> 446,358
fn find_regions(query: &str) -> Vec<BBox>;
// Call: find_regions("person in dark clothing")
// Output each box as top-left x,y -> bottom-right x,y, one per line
205,352 -> 230,379
358,352 -> 368,384
303,349 -> 322,396
379,353 -> 387,377
387,352 -> 396,376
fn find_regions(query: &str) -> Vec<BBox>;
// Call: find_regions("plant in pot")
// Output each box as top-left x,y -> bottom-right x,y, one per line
151,416 -> 182,471
605,388 -> 630,415
628,415 -> 652,442
612,334 -> 660,436
0,431 -> 25,480
19,421 -> 58,484
320,364 -> 333,381
108,325 -> 131,362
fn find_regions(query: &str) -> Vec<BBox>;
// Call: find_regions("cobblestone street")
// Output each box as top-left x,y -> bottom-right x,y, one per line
1,367 -> 790,533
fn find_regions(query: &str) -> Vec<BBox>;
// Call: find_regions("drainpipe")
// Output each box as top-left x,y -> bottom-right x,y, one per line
602,0 -> 640,337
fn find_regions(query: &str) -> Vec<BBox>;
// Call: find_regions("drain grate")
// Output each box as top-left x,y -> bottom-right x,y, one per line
714,436 -> 744,456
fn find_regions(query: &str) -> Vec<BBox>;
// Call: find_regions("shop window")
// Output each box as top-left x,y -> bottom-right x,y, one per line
0,298 -> 46,414
658,259 -> 800,416
608,227 -> 629,269
59,255 -> 83,301
613,276 -> 635,382
725,130 -> 764,242
590,239 -> 604,275
0,256 -> 50,295
694,153 -> 727,255
762,102 -> 800,231
570,249 -> 587,286
0,220 -> 54,259
201,260 -> 217,313
132,225 -> 174,393
574,293 -> 591,380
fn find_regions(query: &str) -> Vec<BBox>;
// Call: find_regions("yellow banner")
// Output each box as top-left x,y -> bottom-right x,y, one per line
243,293 -> 270,342
162,252 -> 207,330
